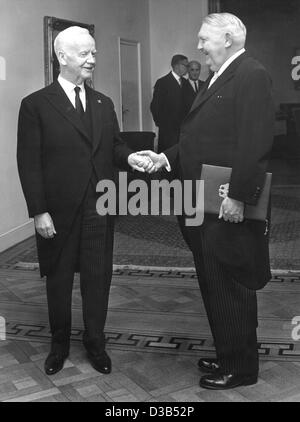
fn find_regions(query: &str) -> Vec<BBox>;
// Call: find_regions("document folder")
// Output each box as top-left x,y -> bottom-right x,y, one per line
200,164 -> 272,221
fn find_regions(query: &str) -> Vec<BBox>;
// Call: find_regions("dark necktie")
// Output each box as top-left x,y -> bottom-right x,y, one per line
74,86 -> 84,117
194,81 -> 199,93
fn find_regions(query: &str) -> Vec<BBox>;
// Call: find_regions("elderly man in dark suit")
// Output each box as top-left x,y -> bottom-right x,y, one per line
150,54 -> 189,152
182,60 -> 204,116
17,26 -> 153,376
138,13 -> 275,389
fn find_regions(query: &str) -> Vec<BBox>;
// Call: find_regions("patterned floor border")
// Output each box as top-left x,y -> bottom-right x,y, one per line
4,321 -> 300,362
10,263 -> 300,283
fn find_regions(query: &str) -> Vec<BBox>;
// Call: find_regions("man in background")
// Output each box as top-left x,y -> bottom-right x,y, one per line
150,54 -> 189,152
17,26 -> 153,376
183,60 -> 204,116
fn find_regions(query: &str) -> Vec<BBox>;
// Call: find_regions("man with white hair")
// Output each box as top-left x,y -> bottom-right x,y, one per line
17,26 -> 153,376
182,60 -> 204,115
138,13 -> 275,389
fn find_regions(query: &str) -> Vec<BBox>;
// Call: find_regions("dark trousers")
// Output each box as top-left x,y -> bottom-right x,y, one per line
46,182 -> 114,354
186,217 -> 259,376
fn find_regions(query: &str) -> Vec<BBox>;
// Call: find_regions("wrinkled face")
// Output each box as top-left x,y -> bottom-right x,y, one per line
188,63 -> 201,81
60,34 -> 97,84
197,23 -> 228,72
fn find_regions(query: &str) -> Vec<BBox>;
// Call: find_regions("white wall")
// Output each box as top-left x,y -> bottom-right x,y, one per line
0,0 -> 152,252
0,0 -> 209,252
149,0 -> 209,89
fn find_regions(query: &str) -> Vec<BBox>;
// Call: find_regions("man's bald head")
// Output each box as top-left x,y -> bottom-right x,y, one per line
53,26 -> 97,85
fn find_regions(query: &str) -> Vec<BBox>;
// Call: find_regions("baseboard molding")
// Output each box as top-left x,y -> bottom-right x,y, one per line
0,221 -> 34,253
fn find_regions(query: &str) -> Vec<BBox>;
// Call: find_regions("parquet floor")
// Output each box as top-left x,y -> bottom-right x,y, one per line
0,157 -> 299,402
0,267 -> 300,402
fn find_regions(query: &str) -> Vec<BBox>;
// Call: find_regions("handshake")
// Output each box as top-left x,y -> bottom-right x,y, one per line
128,151 -> 168,174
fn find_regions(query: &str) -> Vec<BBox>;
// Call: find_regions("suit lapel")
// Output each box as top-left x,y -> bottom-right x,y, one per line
168,72 -> 182,91
86,85 -> 104,153
44,81 -> 92,146
189,71 -> 233,113
189,52 -> 248,115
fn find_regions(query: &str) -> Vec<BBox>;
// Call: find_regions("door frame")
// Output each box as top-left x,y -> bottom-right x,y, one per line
208,0 -> 221,13
118,38 -> 143,131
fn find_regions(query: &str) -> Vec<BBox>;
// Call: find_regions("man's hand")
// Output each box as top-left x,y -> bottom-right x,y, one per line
135,150 -> 168,172
128,153 -> 156,173
219,197 -> 244,223
219,183 -> 229,199
34,212 -> 57,239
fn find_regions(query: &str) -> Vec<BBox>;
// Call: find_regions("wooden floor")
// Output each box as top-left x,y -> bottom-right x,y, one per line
1,156 -> 298,402
0,267 -> 300,402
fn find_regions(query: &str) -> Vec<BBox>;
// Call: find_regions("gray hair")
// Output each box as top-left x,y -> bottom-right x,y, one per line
188,60 -> 201,69
203,13 -> 247,47
54,26 -> 91,57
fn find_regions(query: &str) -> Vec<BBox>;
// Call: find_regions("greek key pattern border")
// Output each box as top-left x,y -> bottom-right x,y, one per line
112,269 -> 300,283
5,265 -> 300,283
4,322 -> 300,360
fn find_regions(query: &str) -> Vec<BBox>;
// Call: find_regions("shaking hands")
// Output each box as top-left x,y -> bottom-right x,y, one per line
128,151 -> 168,174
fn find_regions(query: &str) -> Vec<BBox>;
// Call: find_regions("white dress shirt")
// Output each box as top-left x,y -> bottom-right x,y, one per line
172,71 -> 183,86
57,75 -> 86,111
208,48 -> 246,89
189,79 -> 200,92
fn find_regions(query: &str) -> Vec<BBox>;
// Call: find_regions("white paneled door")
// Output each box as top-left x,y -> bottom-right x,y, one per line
119,39 -> 142,131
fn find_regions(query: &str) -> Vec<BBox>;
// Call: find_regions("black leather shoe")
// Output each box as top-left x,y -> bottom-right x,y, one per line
87,350 -> 111,374
200,373 -> 258,390
44,352 -> 68,376
198,358 -> 220,373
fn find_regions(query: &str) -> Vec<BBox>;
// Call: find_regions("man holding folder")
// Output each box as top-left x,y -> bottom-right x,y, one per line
139,12 -> 275,389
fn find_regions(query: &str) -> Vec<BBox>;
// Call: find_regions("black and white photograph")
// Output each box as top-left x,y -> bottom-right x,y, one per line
0,0 -> 300,404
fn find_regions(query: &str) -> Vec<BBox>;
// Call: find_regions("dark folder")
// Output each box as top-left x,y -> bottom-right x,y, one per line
200,164 -> 272,221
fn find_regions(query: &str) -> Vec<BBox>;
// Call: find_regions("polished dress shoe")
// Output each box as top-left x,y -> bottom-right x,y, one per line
200,373 -> 258,390
87,350 -> 111,374
44,352 -> 68,376
198,358 -> 220,373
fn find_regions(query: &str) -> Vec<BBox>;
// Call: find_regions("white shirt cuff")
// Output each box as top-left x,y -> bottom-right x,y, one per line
160,153 -> 171,172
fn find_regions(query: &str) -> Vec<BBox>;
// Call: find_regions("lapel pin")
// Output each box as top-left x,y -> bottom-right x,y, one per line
97,99 -> 102,104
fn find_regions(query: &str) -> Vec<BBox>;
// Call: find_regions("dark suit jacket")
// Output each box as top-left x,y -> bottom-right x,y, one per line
150,72 -> 188,152
17,81 -> 132,276
164,53 -> 275,289
182,79 -> 205,117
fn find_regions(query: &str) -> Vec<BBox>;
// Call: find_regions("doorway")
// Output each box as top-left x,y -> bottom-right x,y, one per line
119,38 -> 142,131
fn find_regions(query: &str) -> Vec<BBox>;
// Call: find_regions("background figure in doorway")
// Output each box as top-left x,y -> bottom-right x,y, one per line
150,54 -> 189,153
182,60 -> 204,116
